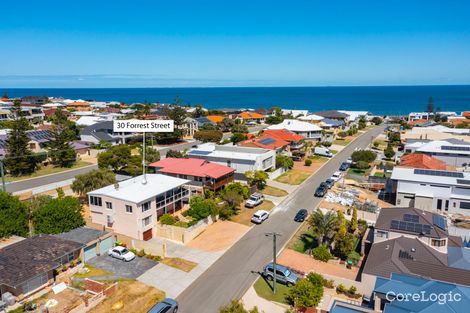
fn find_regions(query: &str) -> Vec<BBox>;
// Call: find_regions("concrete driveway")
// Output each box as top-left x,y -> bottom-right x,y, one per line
87,254 -> 158,279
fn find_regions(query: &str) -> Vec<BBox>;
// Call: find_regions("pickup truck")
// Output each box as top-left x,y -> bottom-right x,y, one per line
245,193 -> 264,208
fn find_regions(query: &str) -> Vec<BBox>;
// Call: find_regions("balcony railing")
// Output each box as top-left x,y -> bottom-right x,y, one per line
156,189 -> 190,208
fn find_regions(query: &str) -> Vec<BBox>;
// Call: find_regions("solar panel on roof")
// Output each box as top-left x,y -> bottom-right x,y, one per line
414,224 -> 423,233
258,138 -> 276,145
190,150 -> 211,155
391,220 -> 400,230
432,215 -> 446,230
414,169 -> 464,178
457,179 -> 470,185
422,225 -> 432,235
403,214 -> 419,223
399,221 -> 407,231
441,145 -> 470,152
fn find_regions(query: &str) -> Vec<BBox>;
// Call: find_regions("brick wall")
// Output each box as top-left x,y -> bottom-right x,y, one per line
103,283 -> 118,297
85,278 -> 104,294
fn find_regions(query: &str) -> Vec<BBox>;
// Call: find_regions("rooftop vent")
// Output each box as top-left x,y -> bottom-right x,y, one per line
114,183 -> 119,190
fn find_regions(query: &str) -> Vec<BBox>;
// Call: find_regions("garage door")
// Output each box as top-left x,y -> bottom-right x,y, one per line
143,228 -> 153,241
84,243 -> 97,262
99,237 -> 113,255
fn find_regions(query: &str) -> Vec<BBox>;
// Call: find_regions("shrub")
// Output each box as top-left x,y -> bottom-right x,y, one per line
307,273 -> 326,287
354,161 -> 370,170
337,131 -> 347,138
312,245 -> 333,262
160,213 -> 176,225
384,145 -> 395,159
348,251 -> 361,265
336,284 -> 347,294
304,159 -> 312,166
285,279 -> 324,309
137,249 -> 146,257
373,141 -> 380,148
276,155 -> 294,169
321,141 -> 332,147
371,117 -> 382,125
351,150 -> 376,163
348,286 -> 357,296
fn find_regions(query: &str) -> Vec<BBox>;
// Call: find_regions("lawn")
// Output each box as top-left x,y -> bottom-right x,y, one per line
309,155 -> 327,161
89,280 -> 165,313
287,223 -> 318,254
275,169 -> 311,185
74,265 -> 114,278
332,138 -> 351,146
161,257 -> 197,272
373,171 -> 391,178
5,161 -> 93,182
260,185 -> 288,197
253,277 -> 291,304
231,200 -> 275,226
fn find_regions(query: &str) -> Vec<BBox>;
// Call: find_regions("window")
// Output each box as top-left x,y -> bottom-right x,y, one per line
142,215 -> 152,227
90,196 -> 102,206
125,205 -> 133,213
376,230 -> 389,238
142,201 -> 151,212
106,202 -> 112,209
460,202 -> 470,210
431,239 -> 446,247
227,160 -> 231,167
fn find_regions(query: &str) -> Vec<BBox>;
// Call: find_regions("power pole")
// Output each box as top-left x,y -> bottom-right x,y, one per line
0,158 -> 5,192
265,232 -> 281,294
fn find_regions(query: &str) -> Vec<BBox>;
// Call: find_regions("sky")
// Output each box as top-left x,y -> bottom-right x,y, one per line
1,0 -> 470,87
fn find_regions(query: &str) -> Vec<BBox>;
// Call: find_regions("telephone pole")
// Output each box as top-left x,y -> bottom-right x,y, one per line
265,232 -> 281,294
0,158 -> 5,192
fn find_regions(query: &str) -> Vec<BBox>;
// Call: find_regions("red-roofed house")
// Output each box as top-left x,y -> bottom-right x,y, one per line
263,129 -> 305,150
149,157 -> 235,191
239,135 -> 289,152
400,153 -> 447,170
237,111 -> 266,124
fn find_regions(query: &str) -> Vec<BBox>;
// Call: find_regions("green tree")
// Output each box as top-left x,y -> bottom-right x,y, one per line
48,108 -> 77,167
245,170 -> 269,189
350,207 -> 358,232
155,99 -> 188,144
33,196 -> 85,234
166,149 -> 185,158
384,145 -> 395,159
139,145 -> 160,163
265,107 -> 284,124
276,155 -> 294,169
230,133 -> 247,144
0,192 -> 29,238
231,124 -> 248,134
191,104 -> 207,118
188,196 -> 219,221
71,169 -> 116,198
371,117 -> 383,125
335,233 -> 355,259
312,245 -> 333,262
194,130 -> 223,143
219,300 -> 259,313
4,100 -> 40,176
222,182 -> 250,199
218,118 -> 235,132
98,144 -> 143,175
308,209 -> 338,246
285,279 -> 323,309
351,150 -> 376,163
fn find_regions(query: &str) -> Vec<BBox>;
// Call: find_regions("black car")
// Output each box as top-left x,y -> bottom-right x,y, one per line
315,185 -> 327,197
291,155 -> 302,161
339,162 -> 350,171
324,178 -> 335,189
294,209 -> 308,222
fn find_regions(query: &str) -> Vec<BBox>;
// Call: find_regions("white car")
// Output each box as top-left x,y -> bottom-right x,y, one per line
245,193 -> 264,208
330,171 -> 343,182
108,246 -> 136,262
251,210 -> 270,224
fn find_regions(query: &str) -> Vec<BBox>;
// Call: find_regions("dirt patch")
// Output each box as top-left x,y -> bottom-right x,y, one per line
260,185 -> 288,197
89,280 -> 164,313
230,200 -> 275,226
293,159 -> 325,173
187,220 -> 250,252
34,288 -> 84,313
278,249 -> 358,280
161,257 -> 197,272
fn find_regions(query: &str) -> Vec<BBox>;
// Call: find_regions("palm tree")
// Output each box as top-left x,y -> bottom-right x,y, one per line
308,209 -> 338,247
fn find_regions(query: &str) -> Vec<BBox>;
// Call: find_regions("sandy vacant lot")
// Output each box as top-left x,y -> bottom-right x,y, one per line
187,220 -> 250,252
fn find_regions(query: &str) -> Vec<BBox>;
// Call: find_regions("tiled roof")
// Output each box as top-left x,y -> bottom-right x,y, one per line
314,110 -> 349,119
400,153 -> 447,170
206,115 -> 225,123
240,135 -> 289,150
263,129 -> 304,141
149,157 -> 234,179
55,227 -> 109,245
238,111 -> 265,119
0,235 -> 83,288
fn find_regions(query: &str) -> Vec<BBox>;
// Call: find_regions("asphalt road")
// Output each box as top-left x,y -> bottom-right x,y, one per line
176,125 -> 386,313
4,164 -> 98,193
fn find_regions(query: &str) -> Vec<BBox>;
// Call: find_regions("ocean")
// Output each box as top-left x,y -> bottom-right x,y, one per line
2,85 -> 470,116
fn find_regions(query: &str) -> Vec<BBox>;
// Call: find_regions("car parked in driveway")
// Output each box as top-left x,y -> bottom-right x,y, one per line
294,209 -> 308,222
108,246 -> 136,262
251,210 -> 269,224
262,263 -> 299,286
245,193 -> 264,208
148,298 -> 178,313
314,185 -> 327,197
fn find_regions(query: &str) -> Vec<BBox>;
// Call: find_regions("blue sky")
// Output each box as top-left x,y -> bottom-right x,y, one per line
1,0 -> 470,87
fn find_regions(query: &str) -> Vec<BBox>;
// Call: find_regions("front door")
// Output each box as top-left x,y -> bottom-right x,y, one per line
143,228 -> 153,241
437,199 -> 443,210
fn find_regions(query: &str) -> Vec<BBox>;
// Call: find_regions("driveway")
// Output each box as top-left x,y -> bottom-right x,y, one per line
87,254 -> 158,279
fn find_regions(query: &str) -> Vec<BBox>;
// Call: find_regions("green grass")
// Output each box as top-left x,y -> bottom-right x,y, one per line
260,185 -> 288,197
275,169 -> 311,185
347,167 -> 371,176
74,265 -> 114,278
288,229 -> 318,254
330,149 -> 338,154
253,277 -> 291,304
373,171 -> 391,178
5,161 -> 93,182
333,138 -> 351,146
309,155 -> 327,161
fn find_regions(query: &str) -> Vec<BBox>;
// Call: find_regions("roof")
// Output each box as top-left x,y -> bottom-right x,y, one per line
194,116 -> 215,126
330,301 -> 375,313
188,143 -> 273,161
88,174 -> 190,203
67,101 -> 90,107
374,273 -> 470,313
375,207 -> 448,239
400,153 -> 447,170
149,157 -> 234,179
391,166 -> 470,187
321,118 -> 344,127
55,227 -> 109,245
266,119 -> 322,132
297,114 -> 324,122
206,115 -> 225,123
71,141 -> 90,151
0,235 -> 83,288
363,236 -> 470,286
412,140 -> 470,156
81,120 -> 114,141
263,129 -> 304,141
240,135 -> 289,150
238,111 -> 265,119
314,110 -> 349,119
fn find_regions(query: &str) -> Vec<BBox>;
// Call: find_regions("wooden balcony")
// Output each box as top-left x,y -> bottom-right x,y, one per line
205,175 -> 234,190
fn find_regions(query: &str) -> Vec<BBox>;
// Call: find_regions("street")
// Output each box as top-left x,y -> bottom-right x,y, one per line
176,125 -> 386,313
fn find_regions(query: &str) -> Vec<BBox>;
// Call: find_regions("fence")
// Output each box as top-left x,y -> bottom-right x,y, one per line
268,167 -> 288,180
155,215 -> 216,244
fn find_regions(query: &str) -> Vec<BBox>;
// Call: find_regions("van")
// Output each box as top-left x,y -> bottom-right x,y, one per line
314,146 -> 333,157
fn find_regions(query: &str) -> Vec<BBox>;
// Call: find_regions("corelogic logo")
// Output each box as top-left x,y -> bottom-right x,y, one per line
386,291 -> 462,305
